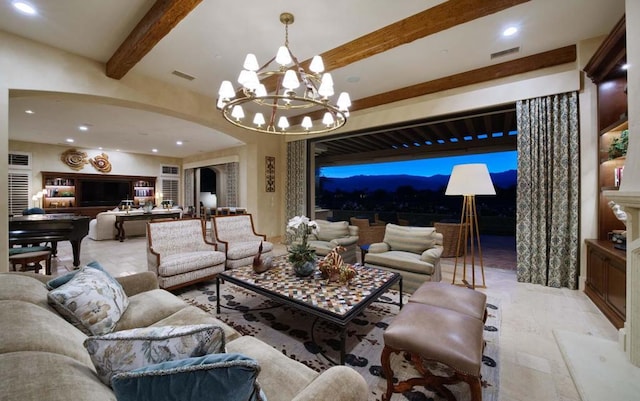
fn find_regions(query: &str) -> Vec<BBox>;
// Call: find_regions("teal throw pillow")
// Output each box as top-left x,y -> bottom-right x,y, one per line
84,324 -> 226,385
47,260 -> 106,289
111,353 -> 266,401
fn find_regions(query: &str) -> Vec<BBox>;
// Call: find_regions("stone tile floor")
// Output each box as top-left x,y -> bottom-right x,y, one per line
45,234 -> 616,401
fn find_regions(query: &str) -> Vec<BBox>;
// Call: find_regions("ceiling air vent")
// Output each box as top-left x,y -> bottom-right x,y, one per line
491,47 -> 520,59
171,70 -> 196,81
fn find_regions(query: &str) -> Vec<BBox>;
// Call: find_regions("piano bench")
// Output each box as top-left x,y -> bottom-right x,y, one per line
9,249 -> 52,275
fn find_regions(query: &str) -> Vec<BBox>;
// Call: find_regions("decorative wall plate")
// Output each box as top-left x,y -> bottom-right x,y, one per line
61,149 -> 89,171
90,153 -> 112,173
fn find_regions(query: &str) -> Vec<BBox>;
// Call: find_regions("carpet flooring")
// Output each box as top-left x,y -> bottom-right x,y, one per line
177,281 -> 500,401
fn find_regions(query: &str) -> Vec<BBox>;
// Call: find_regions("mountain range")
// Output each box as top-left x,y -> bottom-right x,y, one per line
320,170 -> 517,193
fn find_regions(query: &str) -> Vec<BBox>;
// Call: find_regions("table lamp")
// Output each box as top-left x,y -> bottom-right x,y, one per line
445,163 -> 496,288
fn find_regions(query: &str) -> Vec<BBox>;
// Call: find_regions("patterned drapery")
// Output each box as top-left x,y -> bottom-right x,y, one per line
225,162 -> 239,207
286,140 -> 306,220
516,91 -> 580,289
184,168 -> 194,208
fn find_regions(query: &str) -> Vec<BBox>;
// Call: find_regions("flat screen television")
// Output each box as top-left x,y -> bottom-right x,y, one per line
80,180 -> 131,207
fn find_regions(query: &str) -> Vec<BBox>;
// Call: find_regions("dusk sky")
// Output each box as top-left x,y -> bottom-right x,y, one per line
319,150 -> 517,178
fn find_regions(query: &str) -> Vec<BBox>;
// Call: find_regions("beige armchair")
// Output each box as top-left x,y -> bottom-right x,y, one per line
307,219 -> 359,264
364,223 -> 443,292
212,214 -> 274,269
146,219 -> 226,291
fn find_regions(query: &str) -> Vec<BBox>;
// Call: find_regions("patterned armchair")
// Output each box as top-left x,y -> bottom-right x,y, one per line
147,219 -> 226,290
212,214 -> 274,269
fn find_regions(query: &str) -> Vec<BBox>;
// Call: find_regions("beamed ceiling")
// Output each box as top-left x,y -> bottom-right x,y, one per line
313,105 -> 517,166
1,1 -> 625,158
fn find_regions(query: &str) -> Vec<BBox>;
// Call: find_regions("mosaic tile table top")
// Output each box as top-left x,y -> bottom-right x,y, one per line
219,255 -> 400,319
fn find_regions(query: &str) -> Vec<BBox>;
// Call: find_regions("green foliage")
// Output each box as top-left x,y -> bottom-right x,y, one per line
287,241 -> 316,266
608,129 -> 628,159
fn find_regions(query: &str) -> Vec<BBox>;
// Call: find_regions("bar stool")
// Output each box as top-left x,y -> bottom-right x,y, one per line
9,247 -> 52,275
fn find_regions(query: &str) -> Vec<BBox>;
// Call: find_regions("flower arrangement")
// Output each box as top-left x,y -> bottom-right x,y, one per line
286,215 -> 318,273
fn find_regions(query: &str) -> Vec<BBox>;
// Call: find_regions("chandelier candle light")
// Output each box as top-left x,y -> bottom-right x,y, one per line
217,12 -> 351,135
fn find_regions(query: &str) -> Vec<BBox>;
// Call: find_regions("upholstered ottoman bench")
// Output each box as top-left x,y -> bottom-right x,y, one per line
408,281 -> 487,322
381,302 -> 485,401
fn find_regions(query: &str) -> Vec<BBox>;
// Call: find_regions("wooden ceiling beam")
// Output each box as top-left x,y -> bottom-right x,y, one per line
312,0 -> 530,72
351,45 -> 576,112
317,136 -> 517,166
270,0 -> 529,104
106,0 -> 203,79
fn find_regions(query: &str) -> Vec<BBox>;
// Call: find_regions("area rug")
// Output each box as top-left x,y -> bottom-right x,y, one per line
177,282 -> 500,401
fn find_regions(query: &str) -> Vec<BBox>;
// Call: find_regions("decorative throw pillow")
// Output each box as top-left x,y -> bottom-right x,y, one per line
48,266 -> 129,336
84,324 -> 226,386
315,220 -> 349,241
111,353 -> 266,401
383,224 -> 436,254
47,260 -> 106,289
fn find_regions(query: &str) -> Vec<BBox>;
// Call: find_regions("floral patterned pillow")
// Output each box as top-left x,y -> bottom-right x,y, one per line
84,324 -> 226,386
47,266 -> 129,336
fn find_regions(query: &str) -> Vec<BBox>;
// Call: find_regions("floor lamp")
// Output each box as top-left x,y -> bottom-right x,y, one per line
445,163 -> 496,289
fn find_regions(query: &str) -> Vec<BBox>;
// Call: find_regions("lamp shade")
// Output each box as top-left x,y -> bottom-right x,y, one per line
445,163 -> 496,196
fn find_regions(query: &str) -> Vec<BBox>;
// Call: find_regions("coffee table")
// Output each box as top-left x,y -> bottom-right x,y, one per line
216,256 -> 402,365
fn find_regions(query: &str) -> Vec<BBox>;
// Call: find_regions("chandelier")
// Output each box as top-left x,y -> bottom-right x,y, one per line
217,12 -> 351,135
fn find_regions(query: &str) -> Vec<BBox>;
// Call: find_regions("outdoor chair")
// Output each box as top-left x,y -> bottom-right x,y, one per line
307,219 -> 359,264
349,217 -> 386,246
364,223 -> 443,292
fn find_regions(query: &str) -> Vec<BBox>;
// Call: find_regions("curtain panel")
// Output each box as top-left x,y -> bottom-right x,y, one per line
184,168 -> 194,209
516,91 -> 580,289
286,140 -> 306,221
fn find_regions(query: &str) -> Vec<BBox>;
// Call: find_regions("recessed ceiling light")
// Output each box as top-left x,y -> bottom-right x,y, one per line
25,109 -> 34,114
152,149 -> 158,153
65,138 -> 74,143
98,147 -> 103,150
176,141 -> 183,145
13,1 -> 36,15
78,125 -> 89,131
503,26 -> 518,37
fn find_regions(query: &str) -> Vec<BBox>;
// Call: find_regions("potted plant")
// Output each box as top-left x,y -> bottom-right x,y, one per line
608,129 -> 628,159
286,215 -> 318,277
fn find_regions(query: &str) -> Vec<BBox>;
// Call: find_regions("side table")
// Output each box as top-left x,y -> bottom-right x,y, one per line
360,244 -> 370,264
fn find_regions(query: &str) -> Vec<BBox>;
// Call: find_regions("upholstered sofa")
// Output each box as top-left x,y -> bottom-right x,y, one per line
88,208 -> 183,241
364,224 -> 443,292
0,271 -> 368,401
307,219 -> 359,264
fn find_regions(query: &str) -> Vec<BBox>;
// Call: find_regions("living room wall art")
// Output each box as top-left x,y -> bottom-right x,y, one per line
266,156 -> 275,192
61,148 -> 89,171
89,153 -> 112,173
61,149 -> 112,173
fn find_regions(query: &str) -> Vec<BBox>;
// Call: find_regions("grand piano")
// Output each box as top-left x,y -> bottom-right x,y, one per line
9,214 -> 91,268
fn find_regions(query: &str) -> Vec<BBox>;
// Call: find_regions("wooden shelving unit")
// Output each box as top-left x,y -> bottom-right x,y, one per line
41,172 -> 156,218
583,15 -> 627,329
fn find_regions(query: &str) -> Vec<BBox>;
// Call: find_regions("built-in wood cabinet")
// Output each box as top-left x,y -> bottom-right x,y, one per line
585,240 -> 626,329
41,172 -> 156,217
583,15 -> 627,328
